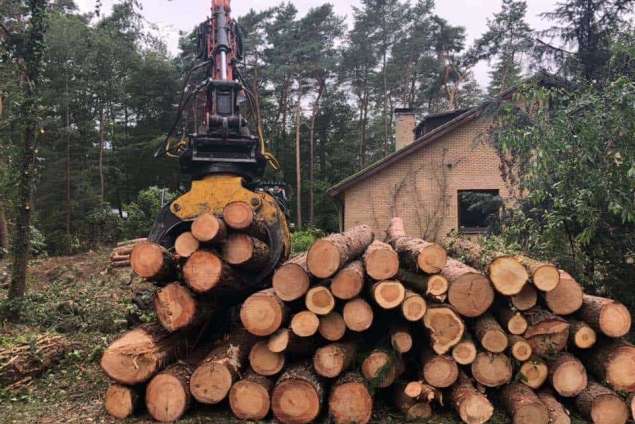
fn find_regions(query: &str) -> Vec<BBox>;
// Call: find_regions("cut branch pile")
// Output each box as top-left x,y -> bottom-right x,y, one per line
101,215 -> 634,423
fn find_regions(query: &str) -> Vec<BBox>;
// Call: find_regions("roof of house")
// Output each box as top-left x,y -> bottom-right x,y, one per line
327,106 -> 482,198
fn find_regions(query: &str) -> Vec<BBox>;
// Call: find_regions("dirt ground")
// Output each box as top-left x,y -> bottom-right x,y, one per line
0,251 -> 592,424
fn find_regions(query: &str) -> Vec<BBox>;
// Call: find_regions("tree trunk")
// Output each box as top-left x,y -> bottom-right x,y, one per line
568,319 -> 597,349
474,314 -> 508,353
248,341 -> 285,377
543,271 -> 584,316
363,240 -> 399,280
501,383 -> 549,424
154,283 -> 215,332
0,201 -> 7,259
548,352 -> 587,397
537,390 -> 571,424
342,297 -> 374,332
441,258 -> 494,318
313,341 -> 357,378
370,280 -> 406,310
130,241 -> 176,282
586,339 -> 635,392
421,349 -> 459,388
222,233 -> 270,271
104,384 -> 140,420
229,371 -> 272,421
471,352 -> 513,388
578,294 -> 631,338
401,290 -> 427,322
515,256 -> 560,292
508,335 -> 532,361
450,372 -> 494,424
295,99 -> 302,230
511,283 -> 538,311
98,107 -> 105,203
191,213 -> 226,243
523,307 -> 570,356
272,362 -> 324,424
574,381 -> 629,424
318,312 -> 346,342
386,217 -> 447,273
361,349 -> 403,388
290,310 -> 320,338
307,225 -> 375,278
451,333 -> 478,365
183,250 -> 246,295
273,253 -> 311,302
240,289 -> 287,337
329,372 -> 373,424
308,80 -> 324,226
330,260 -> 365,300
305,286 -> 335,316
518,357 -> 549,390
422,304 -> 465,354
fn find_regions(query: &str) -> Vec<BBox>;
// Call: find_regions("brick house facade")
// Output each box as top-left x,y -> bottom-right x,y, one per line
327,107 -> 512,241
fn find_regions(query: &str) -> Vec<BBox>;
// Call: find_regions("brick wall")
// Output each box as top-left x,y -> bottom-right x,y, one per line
342,117 -> 512,241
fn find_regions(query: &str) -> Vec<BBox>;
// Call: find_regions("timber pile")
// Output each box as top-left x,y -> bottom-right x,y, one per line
101,214 -> 635,423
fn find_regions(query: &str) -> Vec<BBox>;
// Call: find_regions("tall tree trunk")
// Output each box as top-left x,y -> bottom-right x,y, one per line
65,78 -> 71,247
308,80 -> 325,226
359,76 -> 369,168
9,0 -> 48,300
99,107 -> 105,203
0,201 -> 7,259
295,97 -> 302,230
382,43 -> 389,157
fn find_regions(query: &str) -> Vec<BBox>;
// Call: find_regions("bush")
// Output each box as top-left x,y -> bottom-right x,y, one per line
121,186 -> 176,240
291,228 -> 325,254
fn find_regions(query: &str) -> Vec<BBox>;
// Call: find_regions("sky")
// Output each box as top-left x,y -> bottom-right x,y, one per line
74,0 -> 558,87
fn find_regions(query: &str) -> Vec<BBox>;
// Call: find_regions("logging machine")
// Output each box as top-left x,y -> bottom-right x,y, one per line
150,0 -> 290,284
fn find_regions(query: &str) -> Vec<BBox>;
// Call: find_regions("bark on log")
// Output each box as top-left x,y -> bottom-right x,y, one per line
390,327 -> 413,353
515,256 -> 560,292
272,253 -> 311,302
329,372 -> 373,424
511,283 -> 538,311
240,289 -> 287,336
342,298 -> 374,332
423,304 -> 465,354
537,390 -> 571,424
442,258 -> 494,318
191,212 -> 226,243
370,280 -> 406,309
183,250 -> 246,295
305,286 -> 336,316
307,225 -> 375,279
508,335 -> 532,361
387,217 -> 448,274
578,294 -> 632,338
222,233 -> 270,271
575,380 -> 629,424
229,371 -> 272,421
189,329 -> 256,404
290,310 -> 320,337
518,357 -> 549,389
393,383 -> 433,420
249,341 -> 285,377
174,232 -> 199,258
421,349 -> 459,388
450,372 -> 494,424
117,238 -> 147,247
271,362 -> 324,424
104,384 -> 140,420
544,271 -> 584,315
548,352 -> 588,397
130,242 -> 176,282
586,339 -> 635,392
495,305 -> 528,335
111,260 -> 131,268
568,319 -> 597,349
471,352 -> 513,388
401,290 -> 427,321
523,307 -> 570,357
154,282 -> 214,332
313,341 -> 357,378
318,312 -> 347,342
451,333 -> 478,365
101,323 -> 186,385
361,349 -> 404,388
330,260 -> 365,300
474,314 -> 508,353
363,240 -> 399,280
501,383 -> 549,424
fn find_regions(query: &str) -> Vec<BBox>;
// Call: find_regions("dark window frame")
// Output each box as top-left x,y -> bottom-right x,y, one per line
457,189 -> 501,234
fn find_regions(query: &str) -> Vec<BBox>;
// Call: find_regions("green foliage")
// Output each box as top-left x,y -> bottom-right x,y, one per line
121,186 -> 176,240
291,228 -> 324,254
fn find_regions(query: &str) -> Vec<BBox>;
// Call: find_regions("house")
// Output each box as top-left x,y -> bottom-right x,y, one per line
327,104 -> 512,241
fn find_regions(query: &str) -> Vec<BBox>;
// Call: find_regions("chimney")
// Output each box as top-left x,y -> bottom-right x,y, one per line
394,108 -> 416,151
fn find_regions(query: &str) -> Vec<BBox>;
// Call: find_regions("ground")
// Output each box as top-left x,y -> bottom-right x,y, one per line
0,251 -> 591,424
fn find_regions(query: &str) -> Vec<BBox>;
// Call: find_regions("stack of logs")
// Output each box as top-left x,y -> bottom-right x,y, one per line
110,238 -> 147,269
101,212 -> 635,424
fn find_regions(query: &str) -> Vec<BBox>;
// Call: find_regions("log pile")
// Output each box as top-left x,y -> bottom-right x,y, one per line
101,215 -> 634,423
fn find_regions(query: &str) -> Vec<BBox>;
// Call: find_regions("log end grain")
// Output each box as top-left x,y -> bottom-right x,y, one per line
290,311 -> 320,338
222,233 -> 254,266
229,377 -> 271,421
518,358 -> 548,390
313,343 -> 355,379
329,378 -> 373,424
223,201 -> 254,230
545,272 -> 584,315
364,240 -> 399,280
145,372 -> 189,422
305,286 -> 335,316
130,242 -> 167,279
426,274 -> 449,296
307,239 -> 341,279
471,352 -> 513,388
318,312 -> 347,342
361,351 -> 401,388
603,344 -> 635,392
174,232 -> 200,258
423,306 -> 465,355
249,342 -> 285,377
507,312 -> 528,335
509,337 -> 532,362
104,384 -> 138,419
268,328 -> 291,353
372,280 -> 406,309
452,339 -> 478,365
511,283 -> 538,311
191,213 -> 225,242
423,355 -> 459,388
599,302 -> 632,338
489,256 -> 529,296
190,361 -> 234,404
532,264 -> 560,292
417,243 -> 447,274
550,354 -> 587,397
273,262 -> 310,302
154,283 -> 198,332
272,379 -> 321,424
240,290 -> 285,337
330,261 -> 364,300
576,382 -> 629,424
401,291 -> 427,322
182,250 -> 223,293
343,298 -> 374,332
447,272 -> 494,318
390,329 -> 413,354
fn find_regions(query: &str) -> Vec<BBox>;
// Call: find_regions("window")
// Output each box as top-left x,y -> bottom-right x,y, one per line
458,190 -> 501,233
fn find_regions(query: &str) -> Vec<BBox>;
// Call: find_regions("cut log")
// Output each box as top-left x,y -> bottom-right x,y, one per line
488,256 -> 529,296
474,314 -> 508,353
240,289 -> 287,337
587,339 -> 635,392
471,352 -> 513,388
361,349 -> 403,388
249,341 -> 285,376
313,341 -> 357,378
421,350 -> 459,388
174,232 -> 200,258
401,290 -> 427,321
342,298 -> 374,332
154,282 -> 214,332
548,352 -> 587,397
575,380 -> 629,424
183,250 -> 246,295
267,328 -> 289,353
423,304 -> 465,354
450,372 -> 494,424
330,260 -> 365,300
272,253 -> 311,302
495,305 -> 528,335
386,217 -> 448,273
518,357 -> 549,389
117,238 -> 147,247
363,240 -> 399,280
229,371 -> 272,421
501,383 -> 549,424
537,390 -> 571,424
222,233 -> 270,270
130,242 -> 175,281
451,334 -> 478,365
398,269 -> 449,297
515,256 -> 560,292
318,312 -> 346,342
390,327 -> 413,353
271,362 -> 324,424
111,260 -> 131,268
568,319 -> 597,349
370,280 -> 406,309
105,384 -> 139,420
393,383 -> 433,420
523,307 -> 570,356
329,372 -> 373,424
223,201 -> 266,239
101,323 -> 185,385
511,283 -> 538,311
578,294 -> 631,338
307,225 -> 375,279
290,310 -> 320,338
190,329 -> 255,404
305,286 -> 335,316
442,258 -> 494,318
191,212 -> 226,243
268,328 -> 316,355
544,271 -> 584,315
508,335 -> 532,361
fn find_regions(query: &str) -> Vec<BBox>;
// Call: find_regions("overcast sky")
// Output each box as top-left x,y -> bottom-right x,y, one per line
74,0 -> 558,87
